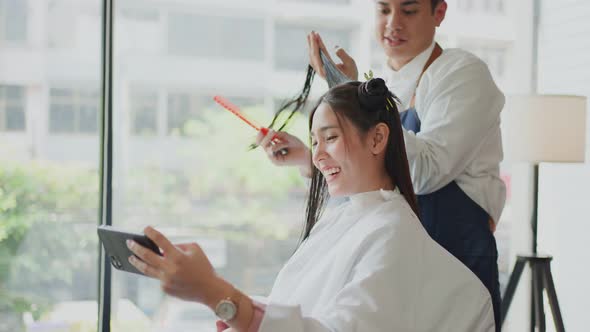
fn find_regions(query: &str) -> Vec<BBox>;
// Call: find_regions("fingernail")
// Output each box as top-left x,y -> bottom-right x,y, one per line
127,240 -> 134,249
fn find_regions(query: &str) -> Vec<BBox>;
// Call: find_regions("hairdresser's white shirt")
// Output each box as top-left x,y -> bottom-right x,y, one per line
258,189 -> 495,332
383,42 -> 506,223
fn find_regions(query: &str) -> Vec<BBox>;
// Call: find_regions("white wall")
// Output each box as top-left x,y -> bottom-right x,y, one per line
537,163 -> 590,331
519,2 -> 590,330
538,0 -> 590,160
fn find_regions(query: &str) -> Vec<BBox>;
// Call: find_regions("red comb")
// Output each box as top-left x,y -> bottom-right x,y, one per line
213,95 -> 273,137
213,95 -> 263,132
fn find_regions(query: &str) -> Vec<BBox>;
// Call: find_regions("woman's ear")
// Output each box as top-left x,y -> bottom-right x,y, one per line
369,123 -> 390,155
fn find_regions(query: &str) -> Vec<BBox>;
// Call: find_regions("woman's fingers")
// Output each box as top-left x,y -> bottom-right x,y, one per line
128,254 -> 162,279
144,226 -> 181,261
175,242 -> 197,252
269,141 -> 289,156
258,128 -> 275,149
126,227 -> 184,280
127,239 -> 164,268
256,128 -> 282,159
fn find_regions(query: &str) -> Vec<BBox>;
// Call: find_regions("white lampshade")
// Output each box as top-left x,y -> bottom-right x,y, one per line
501,95 -> 587,163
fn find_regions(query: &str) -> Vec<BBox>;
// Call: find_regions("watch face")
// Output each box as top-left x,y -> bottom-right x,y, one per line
216,299 -> 237,321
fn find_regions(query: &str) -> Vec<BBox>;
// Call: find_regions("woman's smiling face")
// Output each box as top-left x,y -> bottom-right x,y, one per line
310,102 -> 377,197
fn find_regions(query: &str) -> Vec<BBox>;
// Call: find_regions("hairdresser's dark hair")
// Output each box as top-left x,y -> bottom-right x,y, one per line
302,78 -> 419,242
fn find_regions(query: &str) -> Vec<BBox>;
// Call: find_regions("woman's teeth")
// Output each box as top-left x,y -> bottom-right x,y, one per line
324,167 -> 341,176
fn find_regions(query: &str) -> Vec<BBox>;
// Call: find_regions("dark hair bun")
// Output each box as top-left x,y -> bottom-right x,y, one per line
357,78 -> 389,111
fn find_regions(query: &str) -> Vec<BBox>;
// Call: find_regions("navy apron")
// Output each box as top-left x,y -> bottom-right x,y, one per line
401,108 -> 501,331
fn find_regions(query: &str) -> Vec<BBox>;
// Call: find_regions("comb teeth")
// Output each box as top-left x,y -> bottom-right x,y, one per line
214,97 -> 241,116
213,95 -> 281,143
213,95 -> 261,131
213,96 -> 238,112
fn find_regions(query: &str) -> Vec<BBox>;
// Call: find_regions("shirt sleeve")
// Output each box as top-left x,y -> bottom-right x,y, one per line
403,61 -> 505,194
215,299 -> 267,332
248,300 -> 266,332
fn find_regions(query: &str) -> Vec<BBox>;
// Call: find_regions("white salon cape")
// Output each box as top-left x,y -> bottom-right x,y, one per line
257,189 -> 495,332
383,42 -> 506,224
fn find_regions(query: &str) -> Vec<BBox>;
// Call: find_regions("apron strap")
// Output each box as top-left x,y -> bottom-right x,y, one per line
409,43 -> 443,108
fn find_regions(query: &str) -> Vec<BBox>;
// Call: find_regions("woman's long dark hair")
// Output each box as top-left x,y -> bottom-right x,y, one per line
248,66 -> 316,151
302,79 -> 419,243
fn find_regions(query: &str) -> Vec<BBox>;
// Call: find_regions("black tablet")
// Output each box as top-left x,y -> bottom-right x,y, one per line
97,225 -> 162,275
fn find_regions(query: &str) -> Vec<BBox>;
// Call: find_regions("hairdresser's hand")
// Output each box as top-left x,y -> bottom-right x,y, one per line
307,31 -> 358,81
127,226 -> 224,305
256,129 -> 312,178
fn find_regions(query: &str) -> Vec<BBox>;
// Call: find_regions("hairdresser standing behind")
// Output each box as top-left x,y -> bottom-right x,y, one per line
257,1 -> 505,329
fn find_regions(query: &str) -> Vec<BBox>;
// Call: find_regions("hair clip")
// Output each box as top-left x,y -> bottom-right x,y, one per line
386,97 -> 395,111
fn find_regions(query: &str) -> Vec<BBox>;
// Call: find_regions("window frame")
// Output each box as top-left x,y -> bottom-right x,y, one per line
48,86 -> 100,135
98,1 -> 114,331
0,84 -> 26,131
0,0 -> 28,44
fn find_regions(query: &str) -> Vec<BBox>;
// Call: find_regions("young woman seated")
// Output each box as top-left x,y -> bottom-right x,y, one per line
127,78 -> 495,332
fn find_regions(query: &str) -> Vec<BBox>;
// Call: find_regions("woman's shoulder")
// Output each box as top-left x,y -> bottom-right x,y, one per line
354,193 -> 422,239
343,196 -> 429,270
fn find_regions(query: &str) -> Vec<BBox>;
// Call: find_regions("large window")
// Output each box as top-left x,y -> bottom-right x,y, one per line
167,93 -> 264,136
168,13 -> 264,60
113,2 -> 308,331
279,0 -> 351,4
0,85 -> 26,131
0,0 -> 27,43
0,2 -> 101,332
47,0 -> 76,49
275,24 -> 353,70
49,87 -> 100,134
167,92 -> 202,136
130,89 -> 158,136
0,1 -> 535,331
457,0 -> 504,14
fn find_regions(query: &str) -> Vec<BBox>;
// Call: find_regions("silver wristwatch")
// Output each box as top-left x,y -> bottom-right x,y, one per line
215,298 -> 238,322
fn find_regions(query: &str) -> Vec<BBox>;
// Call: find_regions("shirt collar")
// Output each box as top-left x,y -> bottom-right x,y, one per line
384,41 -> 436,109
386,41 -> 436,83
349,188 -> 401,210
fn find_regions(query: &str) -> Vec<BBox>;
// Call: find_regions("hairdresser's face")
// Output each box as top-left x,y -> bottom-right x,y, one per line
311,103 -> 376,197
374,0 -> 446,69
